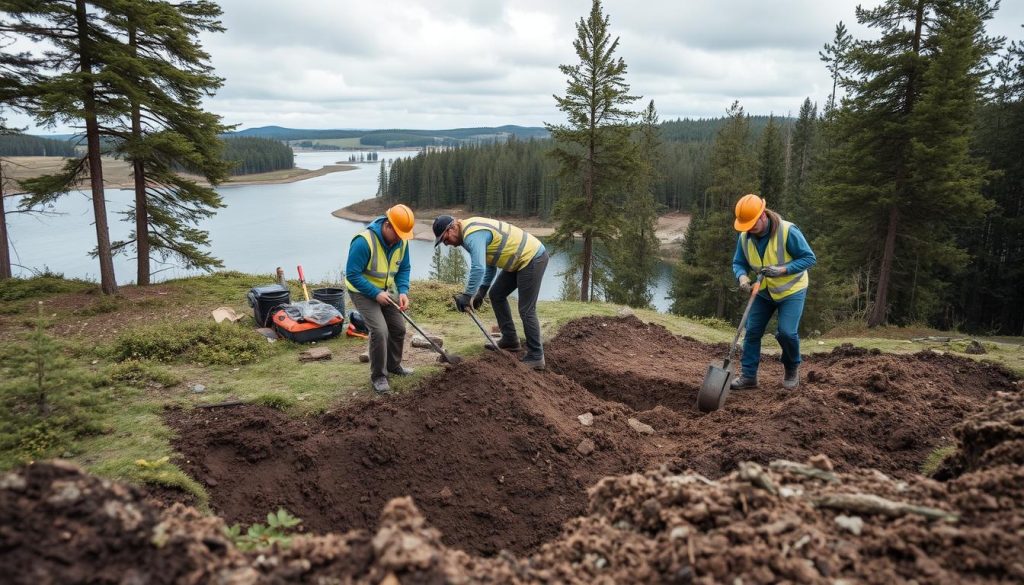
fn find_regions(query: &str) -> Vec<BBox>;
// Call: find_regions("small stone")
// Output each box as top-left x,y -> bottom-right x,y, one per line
594,556 -> 608,570
835,514 -> 864,536
411,335 -> 444,349
299,347 -> 332,362
47,480 -> 82,505
438,486 -> 453,499
190,384 -> 206,394
617,307 -> 634,317
817,341 -> 825,345
0,473 -> 27,491
628,417 -> 655,434
808,454 -> 834,472
577,412 -> 594,426
669,526 -> 690,540
358,352 -> 369,363
91,359 -> 99,365
576,438 -> 596,456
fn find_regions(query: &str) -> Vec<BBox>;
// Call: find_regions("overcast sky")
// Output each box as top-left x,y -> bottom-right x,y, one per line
13,0 -> 1024,133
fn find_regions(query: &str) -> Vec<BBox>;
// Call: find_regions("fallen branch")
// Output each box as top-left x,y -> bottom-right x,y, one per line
813,493 -> 959,523
770,460 -> 840,484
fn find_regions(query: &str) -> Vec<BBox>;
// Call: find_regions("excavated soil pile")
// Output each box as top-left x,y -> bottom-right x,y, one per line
548,315 -> 1018,478
167,353 -> 666,556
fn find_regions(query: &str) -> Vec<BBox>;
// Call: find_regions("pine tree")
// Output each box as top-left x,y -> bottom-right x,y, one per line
811,0 -> 997,326
784,98 -> 818,225
820,22 -> 853,114
757,114 -> 786,210
670,102 -> 757,318
546,0 -> 640,301
606,100 -> 661,308
102,0 -> 230,285
2,0 -> 123,294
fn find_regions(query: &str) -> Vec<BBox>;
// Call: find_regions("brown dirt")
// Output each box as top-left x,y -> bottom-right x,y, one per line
167,353 -> 664,556
4,315 -> 1021,583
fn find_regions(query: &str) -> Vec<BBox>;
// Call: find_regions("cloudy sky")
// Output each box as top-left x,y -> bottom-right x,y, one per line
14,0 -> 1024,133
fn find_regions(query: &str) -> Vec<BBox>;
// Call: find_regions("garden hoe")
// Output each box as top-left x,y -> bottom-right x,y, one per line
696,272 -> 765,413
387,298 -> 463,365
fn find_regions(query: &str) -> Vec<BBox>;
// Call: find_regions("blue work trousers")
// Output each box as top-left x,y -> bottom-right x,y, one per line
741,289 -> 806,379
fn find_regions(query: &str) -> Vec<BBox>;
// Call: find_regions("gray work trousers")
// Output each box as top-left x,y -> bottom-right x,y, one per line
489,251 -> 549,360
350,292 -> 406,382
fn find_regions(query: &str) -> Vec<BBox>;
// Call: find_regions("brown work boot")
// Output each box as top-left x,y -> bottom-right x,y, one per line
730,376 -> 758,391
485,335 -> 521,352
521,355 -> 546,371
783,366 -> 799,389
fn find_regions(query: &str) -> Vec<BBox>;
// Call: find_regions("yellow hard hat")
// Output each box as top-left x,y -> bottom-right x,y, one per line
733,194 -> 766,232
386,204 -> 415,240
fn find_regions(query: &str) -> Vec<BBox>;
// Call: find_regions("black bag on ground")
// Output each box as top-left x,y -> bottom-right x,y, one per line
247,284 -> 291,327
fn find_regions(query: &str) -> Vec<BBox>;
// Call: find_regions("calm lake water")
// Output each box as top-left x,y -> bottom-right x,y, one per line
6,150 -> 673,310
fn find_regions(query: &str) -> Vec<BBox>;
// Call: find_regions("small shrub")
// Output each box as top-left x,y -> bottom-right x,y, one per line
108,360 -> 182,388
252,392 -> 295,410
72,296 -> 120,316
109,321 -> 271,365
225,508 -> 302,551
689,315 -> 733,331
406,280 -> 463,320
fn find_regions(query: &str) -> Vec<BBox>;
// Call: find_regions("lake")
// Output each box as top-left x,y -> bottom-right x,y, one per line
5,150 -> 674,310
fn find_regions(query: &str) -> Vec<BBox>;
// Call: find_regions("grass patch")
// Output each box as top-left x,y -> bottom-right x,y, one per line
71,295 -> 121,316
251,392 -> 296,410
108,320 -> 274,365
921,444 -> 958,477
108,359 -> 183,389
0,273 -> 96,302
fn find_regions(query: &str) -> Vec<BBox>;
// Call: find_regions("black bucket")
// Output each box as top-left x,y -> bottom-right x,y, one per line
247,284 -> 291,327
313,287 -> 346,318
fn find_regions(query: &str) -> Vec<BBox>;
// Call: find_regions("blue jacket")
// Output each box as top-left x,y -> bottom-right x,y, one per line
732,218 -> 816,282
346,216 -> 411,298
462,230 -> 546,294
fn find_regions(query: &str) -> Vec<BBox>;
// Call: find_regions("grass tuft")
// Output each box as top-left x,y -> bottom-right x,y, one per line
921,444 -> 958,476
109,321 -> 273,365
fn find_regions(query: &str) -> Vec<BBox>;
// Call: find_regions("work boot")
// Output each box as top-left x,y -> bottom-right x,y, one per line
485,335 -> 522,352
521,355 -> 546,371
730,376 -> 758,391
388,365 -> 415,376
371,377 -> 391,395
783,366 -> 799,389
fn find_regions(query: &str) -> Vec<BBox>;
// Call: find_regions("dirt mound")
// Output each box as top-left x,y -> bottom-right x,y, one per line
936,389 -> 1024,478
548,316 -> 1018,478
167,353 -> 665,555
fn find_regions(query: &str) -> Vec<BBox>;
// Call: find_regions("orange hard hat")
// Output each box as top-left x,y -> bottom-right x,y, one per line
385,204 -> 415,240
734,194 -> 766,232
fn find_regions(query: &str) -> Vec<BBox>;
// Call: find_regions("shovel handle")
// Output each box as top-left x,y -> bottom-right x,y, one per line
727,274 -> 764,363
297,265 -> 311,301
387,298 -> 457,363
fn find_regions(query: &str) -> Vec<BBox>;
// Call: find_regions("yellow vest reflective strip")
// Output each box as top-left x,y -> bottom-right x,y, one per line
345,228 -> 406,293
461,217 -> 541,272
740,220 -> 809,300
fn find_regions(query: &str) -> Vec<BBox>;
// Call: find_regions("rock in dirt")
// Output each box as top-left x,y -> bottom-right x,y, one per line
627,417 -> 655,435
299,347 -> 333,362
358,352 -> 369,363
834,514 -> 864,535
411,335 -> 444,349
576,438 -> 596,456
577,412 -> 594,426
190,384 -> 206,394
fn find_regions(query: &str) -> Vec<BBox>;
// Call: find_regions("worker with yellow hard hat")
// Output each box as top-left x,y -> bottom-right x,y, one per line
346,203 -> 416,395
731,194 -> 816,390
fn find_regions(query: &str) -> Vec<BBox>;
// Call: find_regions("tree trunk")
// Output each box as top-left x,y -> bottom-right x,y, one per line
868,206 -> 899,327
128,22 -> 150,286
76,0 -> 117,295
0,185 -> 11,280
580,232 -> 592,302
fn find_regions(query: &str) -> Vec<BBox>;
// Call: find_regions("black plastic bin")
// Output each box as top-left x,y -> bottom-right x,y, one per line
312,287 -> 346,319
247,284 -> 291,327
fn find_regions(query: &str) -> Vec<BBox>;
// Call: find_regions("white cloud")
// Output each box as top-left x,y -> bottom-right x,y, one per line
8,0 -> 1024,133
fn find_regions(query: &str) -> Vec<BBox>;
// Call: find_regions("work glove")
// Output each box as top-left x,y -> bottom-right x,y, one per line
762,265 -> 787,278
738,274 -> 752,294
453,293 -> 472,313
471,285 -> 489,310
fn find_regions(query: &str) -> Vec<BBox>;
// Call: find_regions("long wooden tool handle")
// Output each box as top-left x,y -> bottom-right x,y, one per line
297,265 -> 310,301
727,274 -> 764,363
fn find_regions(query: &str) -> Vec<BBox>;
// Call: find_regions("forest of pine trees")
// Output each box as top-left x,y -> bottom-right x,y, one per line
0,135 -> 77,157
221,137 -> 294,175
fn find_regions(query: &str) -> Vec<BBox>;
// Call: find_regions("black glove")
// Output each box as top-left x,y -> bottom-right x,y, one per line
762,265 -> 787,277
454,293 -> 472,313
472,286 -> 489,310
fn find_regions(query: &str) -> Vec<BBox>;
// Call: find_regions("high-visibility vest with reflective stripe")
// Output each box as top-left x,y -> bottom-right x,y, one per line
346,228 -> 406,293
461,217 -> 542,272
740,220 -> 809,300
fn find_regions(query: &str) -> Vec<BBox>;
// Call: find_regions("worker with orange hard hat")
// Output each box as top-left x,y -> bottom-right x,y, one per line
346,203 -> 416,395
731,194 -> 816,391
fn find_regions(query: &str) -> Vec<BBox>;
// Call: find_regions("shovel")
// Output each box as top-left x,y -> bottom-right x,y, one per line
696,273 -> 765,413
459,297 -> 517,364
386,298 -> 462,365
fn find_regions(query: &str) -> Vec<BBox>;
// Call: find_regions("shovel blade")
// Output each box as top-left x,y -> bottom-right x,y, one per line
696,361 -> 734,413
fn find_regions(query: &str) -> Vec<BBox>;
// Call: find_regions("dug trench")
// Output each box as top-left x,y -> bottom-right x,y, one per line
166,315 -> 1019,557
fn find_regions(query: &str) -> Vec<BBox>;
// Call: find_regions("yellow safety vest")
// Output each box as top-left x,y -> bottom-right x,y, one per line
346,228 -> 406,293
461,217 -> 542,272
740,220 -> 809,300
